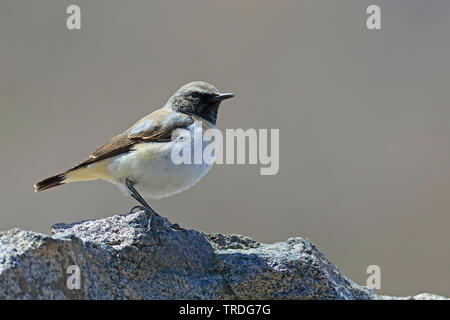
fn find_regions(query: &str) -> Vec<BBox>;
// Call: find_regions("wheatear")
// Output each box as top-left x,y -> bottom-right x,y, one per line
34,81 -> 234,230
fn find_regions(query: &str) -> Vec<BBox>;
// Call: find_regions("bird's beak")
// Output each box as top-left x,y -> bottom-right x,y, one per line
209,93 -> 235,102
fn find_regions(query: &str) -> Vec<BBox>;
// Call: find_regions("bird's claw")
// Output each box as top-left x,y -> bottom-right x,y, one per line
129,205 -> 146,214
128,205 -> 183,232
128,205 -> 155,233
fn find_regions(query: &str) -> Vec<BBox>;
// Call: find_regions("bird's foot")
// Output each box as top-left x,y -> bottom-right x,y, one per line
128,206 -> 184,232
128,205 -> 157,233
128,205 -> 146,214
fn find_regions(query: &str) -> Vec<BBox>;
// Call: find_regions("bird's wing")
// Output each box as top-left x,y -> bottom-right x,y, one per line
69,109 -> 194,171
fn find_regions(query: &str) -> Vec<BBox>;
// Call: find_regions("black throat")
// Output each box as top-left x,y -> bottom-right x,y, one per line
175,100 -> 220,125
196,102 -> 220,125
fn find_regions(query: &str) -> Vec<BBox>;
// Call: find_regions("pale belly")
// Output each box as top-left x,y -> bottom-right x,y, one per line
106,126 -> 214,199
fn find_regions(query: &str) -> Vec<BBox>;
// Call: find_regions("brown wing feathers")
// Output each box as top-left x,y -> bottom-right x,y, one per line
34,111 -> 193,192
70,113 -> 193,170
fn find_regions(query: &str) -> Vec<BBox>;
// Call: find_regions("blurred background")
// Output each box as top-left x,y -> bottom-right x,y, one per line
1,0 -> 449,297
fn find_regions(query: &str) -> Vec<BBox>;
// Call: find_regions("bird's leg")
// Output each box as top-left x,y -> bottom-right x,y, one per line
125,179 -> 185,232
125,179 -> 159,216
125,179 -> 159,232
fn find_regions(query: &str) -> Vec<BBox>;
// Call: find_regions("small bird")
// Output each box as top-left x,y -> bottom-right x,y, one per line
34,81 -> 234,230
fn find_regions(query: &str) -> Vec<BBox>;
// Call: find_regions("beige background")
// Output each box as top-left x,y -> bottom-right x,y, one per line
1,1 -> 449,296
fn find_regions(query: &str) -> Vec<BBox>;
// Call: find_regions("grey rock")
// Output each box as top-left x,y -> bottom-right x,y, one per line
0,211 -> 446,299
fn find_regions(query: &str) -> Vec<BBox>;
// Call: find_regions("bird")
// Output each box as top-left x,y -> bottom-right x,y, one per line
34,81 -> 234,231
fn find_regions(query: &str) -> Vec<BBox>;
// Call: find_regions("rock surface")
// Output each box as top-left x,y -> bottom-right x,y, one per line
0,211 -> 447,299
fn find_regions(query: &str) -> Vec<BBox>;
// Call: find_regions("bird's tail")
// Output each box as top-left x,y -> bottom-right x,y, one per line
34,160 -> 111,192
34,172 -> 67,192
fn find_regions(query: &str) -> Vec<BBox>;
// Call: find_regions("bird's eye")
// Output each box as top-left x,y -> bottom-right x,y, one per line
190,92 -> 200,98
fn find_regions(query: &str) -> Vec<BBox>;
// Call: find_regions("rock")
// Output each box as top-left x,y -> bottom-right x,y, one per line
0,211 -> 446,299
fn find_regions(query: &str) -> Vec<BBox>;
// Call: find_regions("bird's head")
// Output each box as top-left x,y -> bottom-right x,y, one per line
165,81 -> 234,124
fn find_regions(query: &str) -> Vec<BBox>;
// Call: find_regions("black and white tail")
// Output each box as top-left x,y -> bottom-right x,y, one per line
34,172 -> 67,192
